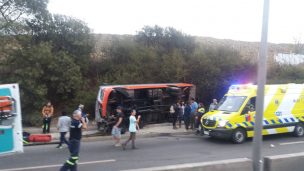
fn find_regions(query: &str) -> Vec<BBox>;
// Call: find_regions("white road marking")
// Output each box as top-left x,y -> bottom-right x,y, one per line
0,159 -> 116,171
279,141 -> 304,146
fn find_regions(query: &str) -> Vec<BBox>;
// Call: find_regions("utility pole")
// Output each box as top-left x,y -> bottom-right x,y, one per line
252,0 -> 270,171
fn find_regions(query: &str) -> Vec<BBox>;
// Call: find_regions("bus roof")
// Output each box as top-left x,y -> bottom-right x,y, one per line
99,83 -> 193,90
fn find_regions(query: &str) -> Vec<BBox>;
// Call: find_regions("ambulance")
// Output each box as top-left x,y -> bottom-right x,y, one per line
202,83 -> 304,144
0,84 -> 23,155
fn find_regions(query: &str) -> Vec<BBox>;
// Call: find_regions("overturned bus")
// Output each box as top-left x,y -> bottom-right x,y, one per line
95,83 -> 195,133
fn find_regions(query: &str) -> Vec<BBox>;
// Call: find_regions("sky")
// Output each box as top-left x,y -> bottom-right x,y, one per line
48,0 -> 304,44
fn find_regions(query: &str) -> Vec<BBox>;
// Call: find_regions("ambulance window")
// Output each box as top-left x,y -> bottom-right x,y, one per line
242,97 -> 256,114
217,96 -> 247,112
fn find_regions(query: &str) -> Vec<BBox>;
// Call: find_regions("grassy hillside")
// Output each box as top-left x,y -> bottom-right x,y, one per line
93,34 -> 296,64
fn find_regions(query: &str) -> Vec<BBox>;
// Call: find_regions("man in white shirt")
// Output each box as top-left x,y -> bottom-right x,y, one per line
122,110 -> 141,150
57,111 -> 71,149
209,99 -> 218,112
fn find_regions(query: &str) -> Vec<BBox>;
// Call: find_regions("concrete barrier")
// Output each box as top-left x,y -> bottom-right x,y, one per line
264,152 -> 304,171
122,158 -> 253,171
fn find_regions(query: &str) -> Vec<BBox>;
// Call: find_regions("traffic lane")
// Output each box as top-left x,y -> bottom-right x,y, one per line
0,136 -> 244,171
1,133 -> 304,171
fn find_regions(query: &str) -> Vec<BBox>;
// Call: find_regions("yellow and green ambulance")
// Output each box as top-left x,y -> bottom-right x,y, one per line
202,83 -> 304,143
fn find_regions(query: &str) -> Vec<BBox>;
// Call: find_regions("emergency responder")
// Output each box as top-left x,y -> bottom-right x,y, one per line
41,101 -> 54,134
60,110 -> 87,171
196,103 -> 205,135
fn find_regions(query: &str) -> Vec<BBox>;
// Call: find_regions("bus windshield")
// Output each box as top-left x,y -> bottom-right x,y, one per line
98,88 -> 104,103
216,96 -> 247,113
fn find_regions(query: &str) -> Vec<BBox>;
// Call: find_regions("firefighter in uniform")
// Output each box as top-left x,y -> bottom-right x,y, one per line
60,110 -> 87,171
195,103 -> 205,134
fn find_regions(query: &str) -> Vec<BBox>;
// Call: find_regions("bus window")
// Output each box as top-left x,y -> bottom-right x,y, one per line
97,88 -> 104,103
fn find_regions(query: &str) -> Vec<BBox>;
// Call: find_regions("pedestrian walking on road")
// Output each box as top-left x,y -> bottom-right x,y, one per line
60,110 -> 87,171
122,110 -> 141,150
209,99 -> 218,112
42,101 -> 54,134
112,106 -> 124,147
56,111 -> 71,149
190,98 -> 198,130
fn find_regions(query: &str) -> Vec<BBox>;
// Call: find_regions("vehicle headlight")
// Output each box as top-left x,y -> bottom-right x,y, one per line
217,120 -> 228,127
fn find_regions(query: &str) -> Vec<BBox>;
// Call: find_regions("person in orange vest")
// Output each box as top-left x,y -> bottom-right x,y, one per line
42,101 -> 54,134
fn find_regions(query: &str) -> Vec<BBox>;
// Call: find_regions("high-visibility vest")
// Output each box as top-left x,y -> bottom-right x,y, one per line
198,107 -> 205,114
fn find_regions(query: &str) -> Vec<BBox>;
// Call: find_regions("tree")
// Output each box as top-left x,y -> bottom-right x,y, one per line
0,0 -> 48,34
136,25 -> 195,55
293,37 -> 304,54
185,46 -> 255,103
27,14 -> 93,73
1,43 -> 82,115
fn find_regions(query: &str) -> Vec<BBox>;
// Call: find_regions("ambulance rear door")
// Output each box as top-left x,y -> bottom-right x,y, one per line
0,84 -> 23,155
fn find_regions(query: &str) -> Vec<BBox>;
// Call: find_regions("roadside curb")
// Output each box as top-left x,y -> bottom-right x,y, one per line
24,131 -> 196,146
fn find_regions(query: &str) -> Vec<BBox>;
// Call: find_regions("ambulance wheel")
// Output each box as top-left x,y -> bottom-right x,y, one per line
232,128 -> 246,144
293,123 -> 304,137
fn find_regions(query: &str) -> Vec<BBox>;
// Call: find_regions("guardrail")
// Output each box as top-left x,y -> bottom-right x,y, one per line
264,152 -> 304,171
123,153 -> 304,171
122,158 -> 253,171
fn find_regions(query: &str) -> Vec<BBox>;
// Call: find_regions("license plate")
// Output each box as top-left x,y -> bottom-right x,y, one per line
204,130 -> 209,135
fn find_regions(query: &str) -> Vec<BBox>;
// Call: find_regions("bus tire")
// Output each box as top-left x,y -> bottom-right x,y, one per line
232,128 -> 247,144
293,123 -> 304,137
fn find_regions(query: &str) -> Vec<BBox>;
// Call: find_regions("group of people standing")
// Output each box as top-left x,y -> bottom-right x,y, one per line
170,98 -> 218,133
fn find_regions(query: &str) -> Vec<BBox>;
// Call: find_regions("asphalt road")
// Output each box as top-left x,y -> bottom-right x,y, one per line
1,133 -> 304,171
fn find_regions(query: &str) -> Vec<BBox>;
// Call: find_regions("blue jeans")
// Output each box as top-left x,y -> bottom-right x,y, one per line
59,132 -> 70,147
60,139 -> 80,171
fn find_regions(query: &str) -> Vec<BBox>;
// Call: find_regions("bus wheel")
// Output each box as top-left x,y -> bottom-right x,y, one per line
232,128 -> 246,144
293,123 -> 304,137
97,122 -> 109,135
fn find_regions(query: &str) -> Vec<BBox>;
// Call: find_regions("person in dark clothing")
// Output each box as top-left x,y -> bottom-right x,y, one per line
60,110 -> 87,171
184,103 -> 192,130
112,106 -> 124,147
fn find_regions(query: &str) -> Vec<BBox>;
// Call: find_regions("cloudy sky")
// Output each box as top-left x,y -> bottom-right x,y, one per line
48,0 -> 304,43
